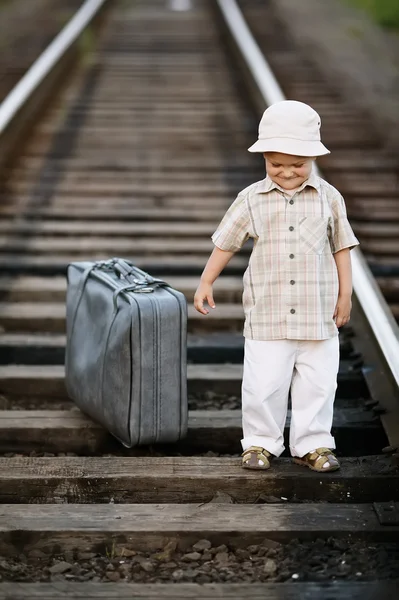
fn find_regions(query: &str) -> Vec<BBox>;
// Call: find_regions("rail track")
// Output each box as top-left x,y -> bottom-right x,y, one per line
0,0 -> 398,597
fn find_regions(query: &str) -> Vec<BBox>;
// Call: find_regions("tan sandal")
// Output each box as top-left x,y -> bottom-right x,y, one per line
242,446 -> 272,470
293,447 -> 340,472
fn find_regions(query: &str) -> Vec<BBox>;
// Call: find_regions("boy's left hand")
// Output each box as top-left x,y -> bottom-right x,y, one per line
333,294 -> 352,328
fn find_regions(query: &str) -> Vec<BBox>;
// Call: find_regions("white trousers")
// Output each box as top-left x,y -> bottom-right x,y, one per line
241,336 -> 339,457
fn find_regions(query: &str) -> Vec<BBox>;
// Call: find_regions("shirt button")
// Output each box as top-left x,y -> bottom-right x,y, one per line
289,254 -> 295,259
289,200 -> 294,205
289,226 -> 294,231
290,309 -> 296,314
290,280 -> 295,285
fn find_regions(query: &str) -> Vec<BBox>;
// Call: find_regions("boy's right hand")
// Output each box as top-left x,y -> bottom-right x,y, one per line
194,282 -> 215,315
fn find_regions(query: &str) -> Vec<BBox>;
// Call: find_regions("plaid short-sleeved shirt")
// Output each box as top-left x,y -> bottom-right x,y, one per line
211,172 -> 359,341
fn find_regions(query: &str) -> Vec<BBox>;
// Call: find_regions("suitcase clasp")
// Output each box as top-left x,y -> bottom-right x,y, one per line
121,282 -> 156,294
134,286 -> 154,293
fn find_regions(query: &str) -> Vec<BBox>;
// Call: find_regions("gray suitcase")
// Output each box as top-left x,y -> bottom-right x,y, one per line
65,258 -> 188,447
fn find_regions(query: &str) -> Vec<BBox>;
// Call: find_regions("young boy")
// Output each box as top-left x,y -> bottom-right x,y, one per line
194,100 -> 359,473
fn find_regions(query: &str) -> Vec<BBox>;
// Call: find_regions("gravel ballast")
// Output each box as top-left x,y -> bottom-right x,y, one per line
0,392 -> 241,411
0,538 -> 398,583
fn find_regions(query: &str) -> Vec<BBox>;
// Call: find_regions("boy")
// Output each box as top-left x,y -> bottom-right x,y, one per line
194,100 -> 359,473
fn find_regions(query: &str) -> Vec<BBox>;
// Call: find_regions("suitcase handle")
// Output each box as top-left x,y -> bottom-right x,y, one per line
113,258 -> 152,282
110,258 -> 168,290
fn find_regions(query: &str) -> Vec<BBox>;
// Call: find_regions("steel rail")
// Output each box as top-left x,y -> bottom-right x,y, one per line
216,0 -> 399,391
0,0 -> 108,135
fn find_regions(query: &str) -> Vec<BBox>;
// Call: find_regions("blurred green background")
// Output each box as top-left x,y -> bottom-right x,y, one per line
346,0 -> 399,28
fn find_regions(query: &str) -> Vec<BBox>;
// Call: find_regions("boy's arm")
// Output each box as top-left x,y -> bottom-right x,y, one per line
201,246 -> 235,284
195,189 -> 252,315
333,248 -> 352,327
194,247 -> 235,315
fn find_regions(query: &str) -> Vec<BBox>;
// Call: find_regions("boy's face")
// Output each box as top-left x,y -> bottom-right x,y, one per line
263,152 -> 314,191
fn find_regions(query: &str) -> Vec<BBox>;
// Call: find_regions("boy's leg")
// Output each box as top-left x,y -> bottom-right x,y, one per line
241,338 -> 296,457
289,336 -> 339,458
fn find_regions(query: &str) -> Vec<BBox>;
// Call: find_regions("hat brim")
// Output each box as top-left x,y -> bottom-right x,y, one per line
248,138 -> 330,156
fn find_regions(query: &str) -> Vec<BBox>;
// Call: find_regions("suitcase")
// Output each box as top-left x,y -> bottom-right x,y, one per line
65,257 -> 188,447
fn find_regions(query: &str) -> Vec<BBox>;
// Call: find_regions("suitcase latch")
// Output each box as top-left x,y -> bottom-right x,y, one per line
134,286 -> 154,293
122,282 -> 156,294
129,278 -> 156,293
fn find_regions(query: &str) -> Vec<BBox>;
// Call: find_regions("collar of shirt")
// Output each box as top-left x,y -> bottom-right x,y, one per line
256,171 -> 321,195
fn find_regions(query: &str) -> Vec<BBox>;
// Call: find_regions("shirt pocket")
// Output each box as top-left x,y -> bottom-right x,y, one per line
299,216 -> 329,255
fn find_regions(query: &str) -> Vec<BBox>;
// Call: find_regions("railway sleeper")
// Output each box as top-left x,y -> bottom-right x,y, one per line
0,407 -> 388,457
0,503 -> 398,560
0,454 -> 397,505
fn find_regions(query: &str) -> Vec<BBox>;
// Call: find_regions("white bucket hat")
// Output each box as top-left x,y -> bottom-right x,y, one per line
248,100 -> 330,156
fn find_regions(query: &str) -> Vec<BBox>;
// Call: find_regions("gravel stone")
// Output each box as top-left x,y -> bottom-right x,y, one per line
48,562 -> 72,575
134,557 -> 154,573
70,565 -> 83,576
202,551 -> 213,561
0,538 -> 398,583
77,552 -> 97,560
184,568 -> 199,579
255,495 -> 284,504
338,562 -> 352,576
215,551 -> 229,565
64,551 -> 75,563
120,549 -> 137,557
264,558 -> 278,576
192,539 -> 212,552
188,392 -> 240,411
152,541 -> 177,562
332,539 -> 349,551
118,563 -> 131,574
213,544 -> 228,554
106,571 -> 120,582
172,568 -> 184,581
182,552 -> 202,562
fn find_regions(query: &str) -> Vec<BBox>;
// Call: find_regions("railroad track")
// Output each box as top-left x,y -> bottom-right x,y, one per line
0,0 -> 398,597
